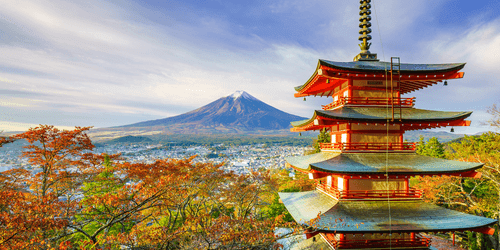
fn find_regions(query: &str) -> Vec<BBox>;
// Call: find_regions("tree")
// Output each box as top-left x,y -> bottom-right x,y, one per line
416,136 -> 446,159
448,132 -> 500,249
486,104 -> 500,129
13,125 -> 95,198
0,135 -> 15,147
3,125 -> 295,249
2,125 -> 96,248
1,127 -> 85,249
313,128 -> 331,153
413,108 -> 500,249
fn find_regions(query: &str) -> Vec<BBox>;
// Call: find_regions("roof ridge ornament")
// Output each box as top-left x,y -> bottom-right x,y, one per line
354,0 -> 379,62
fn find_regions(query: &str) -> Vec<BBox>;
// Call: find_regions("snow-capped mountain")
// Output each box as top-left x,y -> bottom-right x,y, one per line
120,91 -> 306,132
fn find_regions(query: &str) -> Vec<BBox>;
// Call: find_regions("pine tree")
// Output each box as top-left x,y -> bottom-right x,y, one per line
416,136 -> 445,159
313,128 -> 331,153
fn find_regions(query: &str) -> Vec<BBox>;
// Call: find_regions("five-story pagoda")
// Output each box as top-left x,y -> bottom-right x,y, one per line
279,1 -> 497,249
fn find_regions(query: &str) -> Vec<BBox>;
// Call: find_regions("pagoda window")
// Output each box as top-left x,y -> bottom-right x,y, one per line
338,177 -> 344,190
331,134 -> 337,143
343,90 -> 349,98
326,175 -> 333,187
341,133 -> 348,143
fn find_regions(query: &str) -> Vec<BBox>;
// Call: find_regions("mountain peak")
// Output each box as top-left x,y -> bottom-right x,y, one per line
227,90 -> 258,101
120,90 -> 307,132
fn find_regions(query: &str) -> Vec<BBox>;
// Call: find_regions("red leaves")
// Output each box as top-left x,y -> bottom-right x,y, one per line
2,125 -> 288,249
13,125 -> 94,169
0,136 -> 15,147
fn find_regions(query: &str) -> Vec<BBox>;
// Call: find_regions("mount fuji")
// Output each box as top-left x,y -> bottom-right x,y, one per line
119,91 -> 306,133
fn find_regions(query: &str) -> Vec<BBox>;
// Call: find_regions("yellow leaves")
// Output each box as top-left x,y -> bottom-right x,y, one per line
3,125 -> 287,249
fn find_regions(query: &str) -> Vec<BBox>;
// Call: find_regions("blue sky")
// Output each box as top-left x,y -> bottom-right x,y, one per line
1,0 -> 499,134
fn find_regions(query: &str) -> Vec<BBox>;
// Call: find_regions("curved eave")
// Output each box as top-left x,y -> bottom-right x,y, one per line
286,152 -> 484,176
295,61 -> 322,93
320,60 -> 466,74
280,191 -> 496,234
294,60 -> 466,97
286,152 -> 341,172
290,107 -> 472,131
316,108 -> 472,122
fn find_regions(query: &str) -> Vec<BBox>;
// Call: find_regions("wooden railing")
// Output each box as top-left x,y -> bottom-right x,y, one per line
316,183 -> 423,200
316,183 -> 342,199
342,188 -> 423,200
322,97 -> 415,110
319,142 -> 417,152
326,234 -> 431,249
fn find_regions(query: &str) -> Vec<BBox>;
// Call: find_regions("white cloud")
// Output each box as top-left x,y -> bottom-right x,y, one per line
0,0 -> 497,132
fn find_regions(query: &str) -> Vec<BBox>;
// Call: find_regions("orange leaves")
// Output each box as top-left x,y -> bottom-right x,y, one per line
0,136 -> 15,147
0,191 -> 67,249
2,125 -> 291,249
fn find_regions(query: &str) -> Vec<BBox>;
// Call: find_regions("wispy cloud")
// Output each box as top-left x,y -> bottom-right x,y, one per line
0,0 -> 498,133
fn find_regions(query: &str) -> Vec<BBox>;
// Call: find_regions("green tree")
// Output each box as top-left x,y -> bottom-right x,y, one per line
313,128 -> 331,153
415,133 -> 498,249
416,136 -> 446,159
70,154 -> 128,249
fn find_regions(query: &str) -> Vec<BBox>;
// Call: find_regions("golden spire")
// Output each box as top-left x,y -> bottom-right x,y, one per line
359,0 -> 372,53
354,0 -> 378,61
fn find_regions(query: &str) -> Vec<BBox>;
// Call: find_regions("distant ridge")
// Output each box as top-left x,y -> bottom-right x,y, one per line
117,91 -> 306,133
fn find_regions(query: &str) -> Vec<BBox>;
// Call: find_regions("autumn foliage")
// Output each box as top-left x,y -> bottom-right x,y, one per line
0,125 -> 294,249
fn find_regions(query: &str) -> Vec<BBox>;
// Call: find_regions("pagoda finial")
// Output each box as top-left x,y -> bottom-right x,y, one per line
354,0 -> 378,61
359,0 -> 372,53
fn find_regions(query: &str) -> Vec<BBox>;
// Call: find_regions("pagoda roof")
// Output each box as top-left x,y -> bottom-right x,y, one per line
279,190 -> 497,234
320,60 -> 465,74
286,152 -> 483,175
294,60 -> 465,96
291,107 -> 471,130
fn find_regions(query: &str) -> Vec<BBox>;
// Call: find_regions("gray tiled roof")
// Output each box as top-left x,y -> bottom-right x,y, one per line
294,59 -> 465,92
280,190 -> 496,233
291,107 -> 472,127
320,60 -> 465,73
286,152 -> 483,175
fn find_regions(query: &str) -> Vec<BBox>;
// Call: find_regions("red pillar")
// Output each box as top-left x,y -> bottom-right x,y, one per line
348,79 -> 353,98
347,123 -> 352,145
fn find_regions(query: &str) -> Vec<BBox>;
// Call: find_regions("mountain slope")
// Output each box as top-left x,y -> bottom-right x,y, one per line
120,91 -> 306,132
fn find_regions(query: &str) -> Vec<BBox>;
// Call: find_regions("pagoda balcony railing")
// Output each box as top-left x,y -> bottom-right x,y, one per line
316,183 -> 423,200
326,234 -> 431,249
322,97 -> 415,110
316,183 -> 342,199
341,188 -> 423,200
319,142 -> 417,152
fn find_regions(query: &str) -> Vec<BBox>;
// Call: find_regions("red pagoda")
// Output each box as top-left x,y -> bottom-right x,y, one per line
279,1 -> 497,249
